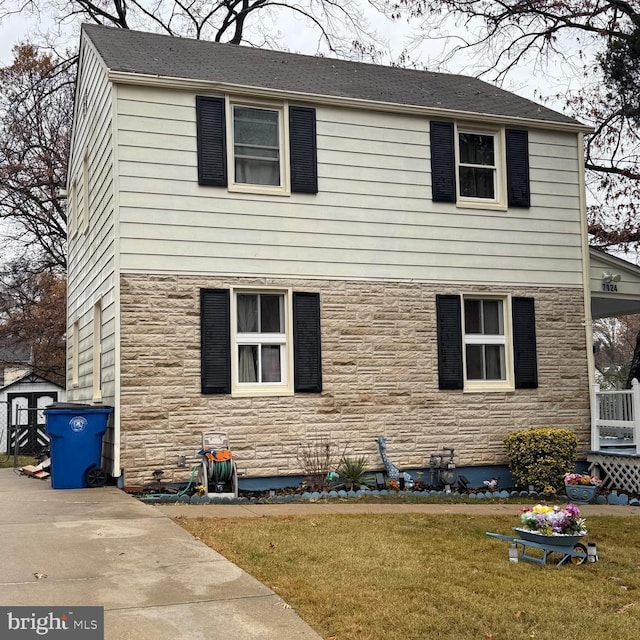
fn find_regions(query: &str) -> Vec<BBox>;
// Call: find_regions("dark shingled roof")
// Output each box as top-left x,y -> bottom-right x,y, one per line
83,24 -> 580,126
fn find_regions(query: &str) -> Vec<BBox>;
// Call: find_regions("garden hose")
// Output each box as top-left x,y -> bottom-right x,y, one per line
142,463 -> 200,499
209,458 -> 233,484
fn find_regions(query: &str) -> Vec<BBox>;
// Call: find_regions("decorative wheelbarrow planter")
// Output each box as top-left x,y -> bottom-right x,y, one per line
486,503 -> 595,567
486,528 -> 589,566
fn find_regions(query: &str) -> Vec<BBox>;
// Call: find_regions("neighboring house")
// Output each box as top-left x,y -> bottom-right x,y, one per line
0,340 -> 31,389
0,372 -> 65,456
68,24 -> 600,487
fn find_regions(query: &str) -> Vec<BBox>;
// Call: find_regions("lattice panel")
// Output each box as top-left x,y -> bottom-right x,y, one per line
587,454 -> 640,495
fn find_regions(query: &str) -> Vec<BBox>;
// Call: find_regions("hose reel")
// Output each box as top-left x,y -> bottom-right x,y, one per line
197,432 -> 238,496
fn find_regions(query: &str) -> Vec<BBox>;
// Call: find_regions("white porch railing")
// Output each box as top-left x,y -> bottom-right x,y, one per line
591,378 -> 640,453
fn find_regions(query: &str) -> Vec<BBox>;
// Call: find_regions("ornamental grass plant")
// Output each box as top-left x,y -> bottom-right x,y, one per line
179,513 -> 640,640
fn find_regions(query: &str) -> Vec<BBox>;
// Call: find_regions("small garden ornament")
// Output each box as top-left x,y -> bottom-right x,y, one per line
375,437 -> 414,488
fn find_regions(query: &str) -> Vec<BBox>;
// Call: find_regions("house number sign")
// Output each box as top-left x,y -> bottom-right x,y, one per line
602,282 -> 619,292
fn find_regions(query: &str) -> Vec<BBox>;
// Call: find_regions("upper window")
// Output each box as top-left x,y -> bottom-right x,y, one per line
233,106 -> 281,187
235,291 -> 288,388
463,298 -> 507,383
196,96 -> 318,194
456,129 -> 504,206
458,132 -> 497,200
431,121 -> 530,209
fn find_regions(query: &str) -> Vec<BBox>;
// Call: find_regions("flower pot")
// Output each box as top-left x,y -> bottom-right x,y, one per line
513,528 -> 585,547
564,483 -> 597,504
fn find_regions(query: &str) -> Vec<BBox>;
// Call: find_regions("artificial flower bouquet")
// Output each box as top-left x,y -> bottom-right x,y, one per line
519,504 -> 587,537
564,473 -> 602,486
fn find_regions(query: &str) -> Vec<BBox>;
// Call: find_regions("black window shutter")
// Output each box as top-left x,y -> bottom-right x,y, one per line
293,292 -> 322,392
430,121 -> 456,203
200,289 -> 231,394
196,96 -> 227,187
436,294 -> 463,390
506,129 -> 530,208
289,106 -> 318,194
512,297 -> 538,389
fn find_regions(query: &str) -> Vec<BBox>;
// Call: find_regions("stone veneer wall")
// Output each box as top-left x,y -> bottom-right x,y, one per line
119,274 -> 591,484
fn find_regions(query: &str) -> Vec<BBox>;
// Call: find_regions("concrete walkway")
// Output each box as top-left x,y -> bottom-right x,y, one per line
0,469 -> 321,640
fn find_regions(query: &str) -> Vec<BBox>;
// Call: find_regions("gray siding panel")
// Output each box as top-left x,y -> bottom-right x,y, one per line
67,40 -> 118,474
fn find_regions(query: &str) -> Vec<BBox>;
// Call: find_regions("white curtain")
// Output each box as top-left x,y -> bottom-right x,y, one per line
238,345 -> 258,383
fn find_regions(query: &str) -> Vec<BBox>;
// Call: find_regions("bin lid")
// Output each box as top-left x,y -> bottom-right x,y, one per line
45,402 -> 94,409
44,402 -> 113,411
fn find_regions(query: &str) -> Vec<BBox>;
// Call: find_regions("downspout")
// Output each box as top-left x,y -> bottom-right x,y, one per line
112,81 -> 122,482
577,132 -> 596,446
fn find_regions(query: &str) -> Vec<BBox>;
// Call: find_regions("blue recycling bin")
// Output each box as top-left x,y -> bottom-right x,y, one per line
44,403 -> 114,489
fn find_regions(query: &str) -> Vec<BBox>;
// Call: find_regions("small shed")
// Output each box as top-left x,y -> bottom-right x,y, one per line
0,372 -> 66,457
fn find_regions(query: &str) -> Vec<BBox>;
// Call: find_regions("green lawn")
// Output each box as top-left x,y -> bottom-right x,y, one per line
180,513 -> 640,640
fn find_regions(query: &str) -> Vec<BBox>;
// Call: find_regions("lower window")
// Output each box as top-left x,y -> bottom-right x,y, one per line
464,298 -> 506,380
233,290 -> 291,394
463,297 -> 511,389
200,287 -> 323,396
436,293 -> 537,392
236,292 -> 286,384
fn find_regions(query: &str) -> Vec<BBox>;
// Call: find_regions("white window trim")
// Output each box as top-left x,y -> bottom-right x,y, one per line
81,151 -> 89,233
92,301 -> 102,402
225,96 -> 291,196
69,178 -> 78,238
455,124 -> 507,211
462,294 -> 514,393
71,320 -> 79,387
230,286 -> 294,397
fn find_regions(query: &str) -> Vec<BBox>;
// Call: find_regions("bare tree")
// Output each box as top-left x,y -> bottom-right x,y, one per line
399,0 -> 640,251
0,43 -> 73,271
0,257 -> 66,385
1,0 -> 391,58
593,314 -> 640,389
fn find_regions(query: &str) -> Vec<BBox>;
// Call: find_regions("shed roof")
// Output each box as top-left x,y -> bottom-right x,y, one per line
82,24 -> 580,126
0,371 -> 65,392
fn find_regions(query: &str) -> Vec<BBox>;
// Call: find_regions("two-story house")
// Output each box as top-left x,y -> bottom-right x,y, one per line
67,24 -> 596,487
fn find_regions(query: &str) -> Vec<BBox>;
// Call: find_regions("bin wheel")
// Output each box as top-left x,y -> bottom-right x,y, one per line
86,466 -> 107,488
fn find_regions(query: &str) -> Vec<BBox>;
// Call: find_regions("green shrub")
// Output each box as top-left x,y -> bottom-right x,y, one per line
503,428 -> 577,491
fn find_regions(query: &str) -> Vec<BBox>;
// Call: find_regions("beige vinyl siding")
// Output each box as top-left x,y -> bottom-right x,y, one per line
115,84 -> 583,287
66,39 -> 118,472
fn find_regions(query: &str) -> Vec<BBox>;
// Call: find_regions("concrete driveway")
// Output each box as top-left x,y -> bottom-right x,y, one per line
0,469 -> 321,639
